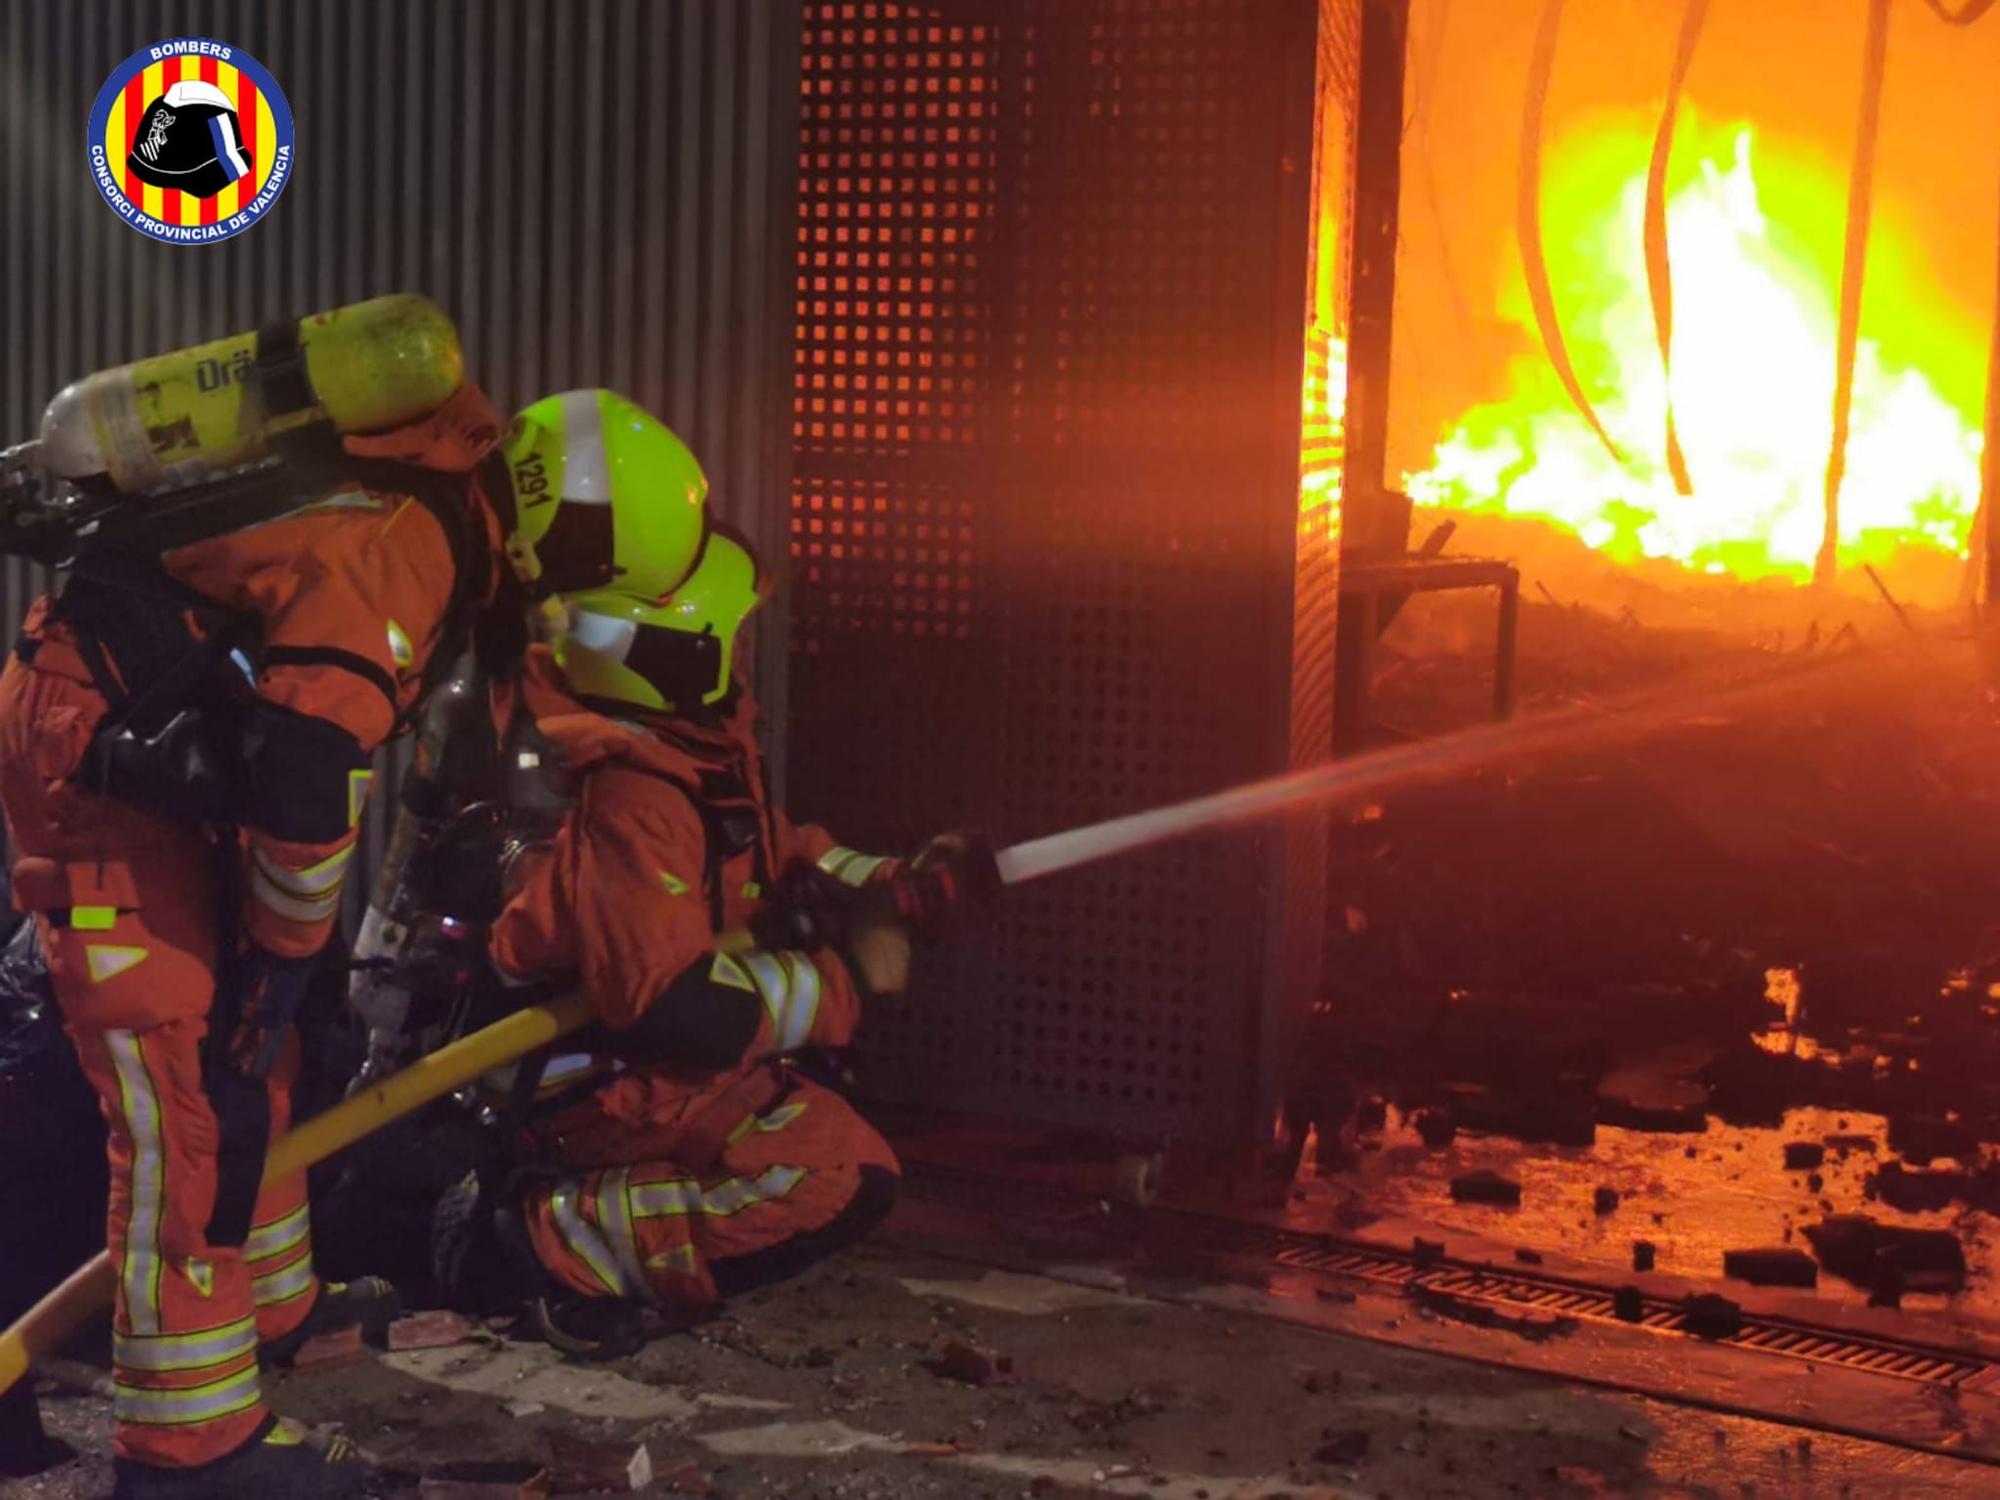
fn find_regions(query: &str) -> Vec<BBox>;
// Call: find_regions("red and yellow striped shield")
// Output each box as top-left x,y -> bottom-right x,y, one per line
103,54 -> 275,226
87,39 -> 294,242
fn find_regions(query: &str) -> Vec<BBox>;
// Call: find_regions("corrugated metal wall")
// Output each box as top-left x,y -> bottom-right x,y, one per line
0,0 -> 801,889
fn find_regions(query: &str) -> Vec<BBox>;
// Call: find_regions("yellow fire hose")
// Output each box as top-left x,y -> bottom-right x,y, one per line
0,993 -> 593,1399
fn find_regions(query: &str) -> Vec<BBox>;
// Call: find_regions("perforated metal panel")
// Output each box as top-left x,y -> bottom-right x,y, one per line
788,0 -> 1355,1140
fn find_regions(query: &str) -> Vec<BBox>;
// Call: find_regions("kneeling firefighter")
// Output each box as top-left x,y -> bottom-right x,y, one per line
0,305 -> 705,1498
431,413 -> 996,1352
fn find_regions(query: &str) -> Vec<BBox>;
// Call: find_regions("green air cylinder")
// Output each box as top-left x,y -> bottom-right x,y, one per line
38,293 -> 464,494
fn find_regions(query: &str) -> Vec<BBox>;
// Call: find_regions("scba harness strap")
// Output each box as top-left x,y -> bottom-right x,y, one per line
87,453 -> 484,697
43,452 -> 492,834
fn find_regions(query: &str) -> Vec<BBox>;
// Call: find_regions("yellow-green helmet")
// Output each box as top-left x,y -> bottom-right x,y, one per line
555,527 -> 765,714
502,389 -> 708,600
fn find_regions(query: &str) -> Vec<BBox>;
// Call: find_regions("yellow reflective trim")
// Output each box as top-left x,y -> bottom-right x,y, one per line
114,1315 -> 256,1374
754,1101 -> 810,1134
724,1099 -> 808,1147
105,1031 -> 165,1336
629,1165 -> 808,1220
594,1169 -> 657,1305
659,869 -> 689,896
816,847 -> 887,888
742,881 -> 761,900
738,951 -> 820,1052
250,1251 -> 317,1309
250,865 -> 343,924
245,1204 -> 311,1264
645,1243 -> 701,1276
777,955 -> 821,1051
386,618 -> 415,669
114,1363 -> 262,1427
253,843 -> 354,897
70,905 -> 117,931
710,953 -> 755,992
181,1258 -> 214,1299
741,951 -> 786,1008
549,1184 -> 630,1297
700,1164 -> 809,1217
628,1178 -> 700,1218
88,945 -> 150,982
348,769 -> 375,828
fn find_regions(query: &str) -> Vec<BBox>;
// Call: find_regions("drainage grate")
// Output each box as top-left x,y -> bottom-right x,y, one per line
1264,1240 -> 1987,1386
901,1163 -> 1994,1389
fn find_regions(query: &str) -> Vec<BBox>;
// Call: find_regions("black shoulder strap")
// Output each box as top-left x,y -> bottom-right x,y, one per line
88,463 -> 323,554
253,319 -> 317,418
341,457 -> 493,735
593,759 -> 731,931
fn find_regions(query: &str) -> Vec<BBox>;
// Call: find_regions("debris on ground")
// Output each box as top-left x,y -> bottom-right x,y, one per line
420,1462 -> 551,1499
1414,1109 -> 1458,1148
1871,1160 -> 1967,1213
1312,1429 -> 1371,1466
922,1338 -> 1015,1387
1722,1248 -> 1818,1288
1066,1386 -> 1173,1429
1407,1285 -> 1577,1343
1682,1293 -> 1745,1340
1449,1168 -> 1523,1206
1887,1114 -> 1979,1166
387,1311 -> 478,1352
1450,1087 -> 1596,1147
1613,1286 -> 1645,1322
546,1434 -> 652,1493
1593,1186 -> 1620,1215
290,1324 -> 369,1372
1597,1067 -> 1709,1134
657,1460 -> 713,1495
1632,1241 -> 1657,1272
1802,1215 -> 1967,1294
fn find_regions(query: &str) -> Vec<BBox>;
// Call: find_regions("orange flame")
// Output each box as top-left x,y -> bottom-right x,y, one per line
1406,122 -> 1985,586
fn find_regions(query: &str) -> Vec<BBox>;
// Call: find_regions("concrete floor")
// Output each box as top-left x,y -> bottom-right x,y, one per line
14,1230 -> 2000,1500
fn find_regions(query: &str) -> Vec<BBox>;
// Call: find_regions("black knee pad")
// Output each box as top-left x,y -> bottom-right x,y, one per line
709,1164 -> 900,1300
200,1058 -> 271,1248
844,1163 -> 899,1241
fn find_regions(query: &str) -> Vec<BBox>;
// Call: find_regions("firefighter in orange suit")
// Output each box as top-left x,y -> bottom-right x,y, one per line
0,382 -> 710,1498
433,516 -> 990,1353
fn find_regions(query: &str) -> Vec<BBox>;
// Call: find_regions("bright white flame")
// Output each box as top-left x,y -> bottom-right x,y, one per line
1407,130 -> 1983,582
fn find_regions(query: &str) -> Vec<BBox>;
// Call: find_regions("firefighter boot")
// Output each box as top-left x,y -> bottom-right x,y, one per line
432,1172 -> 655,1359
262,1277 -> 403,1368
109,1418 -> 388,1500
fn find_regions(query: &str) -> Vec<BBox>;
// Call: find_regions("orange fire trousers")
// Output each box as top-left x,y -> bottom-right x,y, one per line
522,1072 -> 900,1311
0,662 -> 320,1469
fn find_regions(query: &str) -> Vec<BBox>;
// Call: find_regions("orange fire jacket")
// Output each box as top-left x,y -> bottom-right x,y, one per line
491,647 -> 888,1091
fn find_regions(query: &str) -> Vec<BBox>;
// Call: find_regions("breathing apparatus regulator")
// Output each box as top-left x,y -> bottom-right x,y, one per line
0,293 -> 468,562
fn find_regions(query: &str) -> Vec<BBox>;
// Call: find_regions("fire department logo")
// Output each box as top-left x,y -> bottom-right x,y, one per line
86,38 -> 294,245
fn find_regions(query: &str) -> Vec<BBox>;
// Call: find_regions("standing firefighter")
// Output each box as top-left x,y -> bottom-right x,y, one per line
0,311 -> 695,1496
433,404 -> 993,1349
